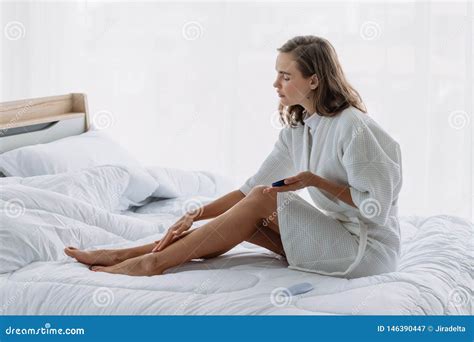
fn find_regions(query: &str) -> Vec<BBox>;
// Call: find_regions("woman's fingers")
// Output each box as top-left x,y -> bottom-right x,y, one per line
156,221 -> 189,251
179,230 -> 193,238
155,233 -> 167,249
152,219 -> 184,252
155,235 -> 177,252
153,235 -> 169,252
155,228 -> 175,251
152,216 -> 195,253
263,185 -> 286,193
157,231 -> 175,251
153,229 -> 188,253
284,177 -> 300,185
153,240 -> 162,252
263,183 -> 301,194
173,226 -> 186,236
173,220 -> 193,236
172,222 -> 186,236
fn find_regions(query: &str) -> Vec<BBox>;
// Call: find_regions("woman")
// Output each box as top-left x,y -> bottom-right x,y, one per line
65,36 -> 402,278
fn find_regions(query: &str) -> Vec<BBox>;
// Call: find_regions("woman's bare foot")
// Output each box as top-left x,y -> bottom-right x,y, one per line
91,253 -> 163,276
64,246 -> 123,266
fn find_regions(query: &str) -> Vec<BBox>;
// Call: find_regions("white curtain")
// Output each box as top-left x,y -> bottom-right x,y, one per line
1,1 -> 472,220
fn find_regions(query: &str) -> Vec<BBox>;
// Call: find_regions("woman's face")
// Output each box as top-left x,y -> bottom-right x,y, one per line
273,52 -> 316,108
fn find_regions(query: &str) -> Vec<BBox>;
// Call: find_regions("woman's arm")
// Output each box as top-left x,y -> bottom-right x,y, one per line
191,189 -> 246,221
263,171 -> 356,208
310,175 -> 356,208
153,189 -> 246,252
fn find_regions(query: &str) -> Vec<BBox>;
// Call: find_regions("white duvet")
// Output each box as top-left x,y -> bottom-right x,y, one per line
0,169 -> 472,315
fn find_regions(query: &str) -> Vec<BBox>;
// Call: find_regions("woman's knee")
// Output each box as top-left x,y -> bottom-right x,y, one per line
241,186 -> 267,211
244,186 -> 279,225
246,185 -> 267,199
246,186 -> 277,205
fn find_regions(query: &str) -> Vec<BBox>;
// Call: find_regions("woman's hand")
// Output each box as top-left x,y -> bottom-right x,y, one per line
262,171 -> 321,194
152,212 -> 196,252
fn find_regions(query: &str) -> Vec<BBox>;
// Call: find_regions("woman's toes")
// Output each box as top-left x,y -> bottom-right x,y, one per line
91,266 -> 104,272
64,247 -> 77,257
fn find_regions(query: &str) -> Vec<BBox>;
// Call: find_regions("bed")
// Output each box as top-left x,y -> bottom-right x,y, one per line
0,94 -> 472,315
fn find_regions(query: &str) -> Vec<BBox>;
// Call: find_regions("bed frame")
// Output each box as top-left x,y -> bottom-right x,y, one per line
0,93 -> 90,154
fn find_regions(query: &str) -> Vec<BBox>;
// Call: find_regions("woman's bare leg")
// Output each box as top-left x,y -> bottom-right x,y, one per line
64,243 -> 157,267
91,186 -> 280,275
64,219 -> 283,266
201,220 -> 284,259
201,192 -> 283,258
65,187 -> 284,266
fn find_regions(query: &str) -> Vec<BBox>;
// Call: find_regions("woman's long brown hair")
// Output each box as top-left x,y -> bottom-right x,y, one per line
277,36 -> 367,127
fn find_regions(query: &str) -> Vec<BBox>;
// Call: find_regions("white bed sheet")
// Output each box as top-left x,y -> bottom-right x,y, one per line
1,195 -> 472,315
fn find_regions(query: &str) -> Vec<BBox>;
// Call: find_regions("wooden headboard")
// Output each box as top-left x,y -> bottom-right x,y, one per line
0,93 -> 90,153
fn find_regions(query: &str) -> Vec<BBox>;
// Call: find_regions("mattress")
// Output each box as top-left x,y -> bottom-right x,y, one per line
0,193 -> 471,315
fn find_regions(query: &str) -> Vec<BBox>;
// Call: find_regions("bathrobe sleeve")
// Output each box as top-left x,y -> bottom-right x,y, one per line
239,129 -> 296,195
341,119 -> 402,226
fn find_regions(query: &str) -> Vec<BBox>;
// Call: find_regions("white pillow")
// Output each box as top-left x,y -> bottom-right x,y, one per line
146,166 -> 233,198
0,130 -> 158,208
0,166 -> 130,212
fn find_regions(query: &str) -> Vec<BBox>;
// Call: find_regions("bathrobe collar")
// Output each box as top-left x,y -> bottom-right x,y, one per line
302,111 -> 324,171
303,111 -> 323,135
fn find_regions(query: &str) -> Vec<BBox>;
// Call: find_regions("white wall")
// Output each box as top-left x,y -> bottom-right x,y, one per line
1,0 -> 472,220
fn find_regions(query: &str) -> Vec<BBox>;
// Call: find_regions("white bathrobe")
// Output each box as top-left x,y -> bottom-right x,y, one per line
239,106 -> 403,279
